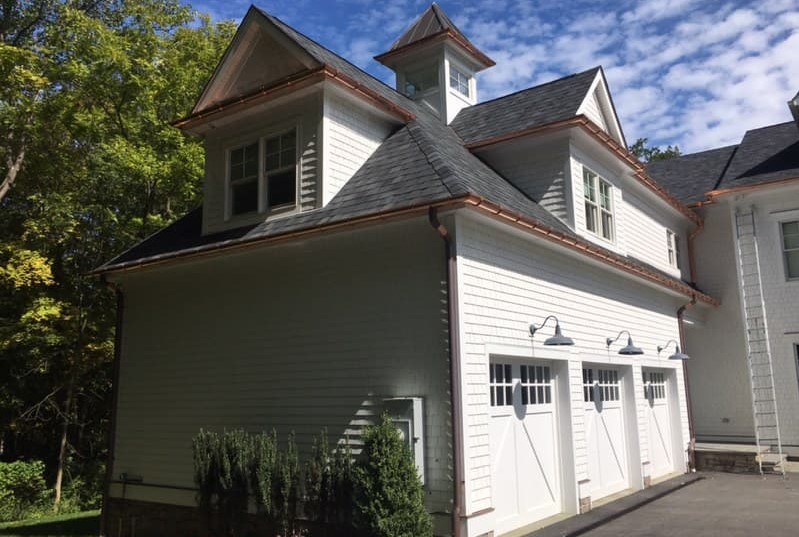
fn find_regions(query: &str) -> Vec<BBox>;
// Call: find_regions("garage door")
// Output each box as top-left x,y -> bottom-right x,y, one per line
584,367 -> 630,501
490,361 -> 561,534
643,370 -> 674,479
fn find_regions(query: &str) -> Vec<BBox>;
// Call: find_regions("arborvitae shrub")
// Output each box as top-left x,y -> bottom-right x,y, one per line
273,432 -> 300,536
354,414 -> 432,537
249,430 -> 278,516
304,430 -> 355,535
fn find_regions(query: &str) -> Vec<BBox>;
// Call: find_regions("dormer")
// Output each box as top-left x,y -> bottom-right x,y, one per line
175,7 -> 403,235
375,3 -> 494,124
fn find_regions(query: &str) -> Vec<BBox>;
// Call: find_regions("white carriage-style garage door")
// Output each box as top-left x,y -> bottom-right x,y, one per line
490,361 -> 562,535
643,370 -> 675,479
583,367 -> 630,501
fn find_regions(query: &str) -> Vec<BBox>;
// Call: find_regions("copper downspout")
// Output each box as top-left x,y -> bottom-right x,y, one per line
428,207 -> 465,537
677,297 -> 697,471
99,277 -> 124,537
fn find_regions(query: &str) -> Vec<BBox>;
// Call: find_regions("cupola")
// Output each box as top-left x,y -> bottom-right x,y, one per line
375,3 -> 494,124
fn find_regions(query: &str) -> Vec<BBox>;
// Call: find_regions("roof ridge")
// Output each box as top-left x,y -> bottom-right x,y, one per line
741,120 -> 797,134
648,143 -> 739,164
405,120 -> 458,197
463,66 -> 601,110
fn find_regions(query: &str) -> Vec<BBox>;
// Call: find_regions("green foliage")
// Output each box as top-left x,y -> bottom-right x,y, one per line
0,460 -> 48,522
249,430 -> 278,516
273,433 -> 301,536
629,137 -> 681,163
354,415 -> 432,537
304,430 -> 355,535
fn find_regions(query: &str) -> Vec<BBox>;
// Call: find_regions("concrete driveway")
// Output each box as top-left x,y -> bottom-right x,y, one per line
582,472 -> 799,537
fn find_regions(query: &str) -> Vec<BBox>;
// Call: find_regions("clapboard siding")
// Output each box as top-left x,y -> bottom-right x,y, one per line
322,91 -> 394,206
202,93 -> 322,235
580,89 -> 608,132
109,219 -> 452,519
475,138 -> 572,224
570,143 -> 687,279
454,212 -> 689,517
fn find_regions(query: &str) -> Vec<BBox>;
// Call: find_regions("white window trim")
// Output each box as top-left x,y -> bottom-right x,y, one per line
582,167 -> 615,243
224,121 -> 301,222
666,229 -> 678,268
448,64 -> 471,98
779,219 -> 799,281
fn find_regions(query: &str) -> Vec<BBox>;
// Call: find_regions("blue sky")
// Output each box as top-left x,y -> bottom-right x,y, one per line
190,0 -> 799,154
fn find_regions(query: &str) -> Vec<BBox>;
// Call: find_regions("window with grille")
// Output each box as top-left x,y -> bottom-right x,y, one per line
229,142 -> 259,215
781,221 -> 799,279
667,230 -> 679,267
490,363 -> 513,407
520,365 -> 552,405
643,371 -> 666,399
584,368 -> 620,402
449,66 -> 470,97
264,129 -> 297,208
583,168 -> 614,241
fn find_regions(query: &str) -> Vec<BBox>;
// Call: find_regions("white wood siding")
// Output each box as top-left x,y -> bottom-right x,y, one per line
476,138 -> 572,225
454,212 -> 689,521
322,91 -> 394,206
580,89 -> 609,132
569,143 -> 688,279
108,219 -> 453,524
202,93 -> 322,235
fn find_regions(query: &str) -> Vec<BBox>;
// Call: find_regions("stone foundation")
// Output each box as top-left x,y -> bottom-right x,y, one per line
694,450 -> 759,473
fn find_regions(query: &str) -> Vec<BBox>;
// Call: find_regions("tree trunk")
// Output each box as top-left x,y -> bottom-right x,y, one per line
53,377 -> 74,512
0,145 -> 25,202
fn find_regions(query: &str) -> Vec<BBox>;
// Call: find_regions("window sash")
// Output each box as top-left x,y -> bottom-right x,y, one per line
583,169 -> 614,241
489,363 -> 513,407
667,230 -> 677,266
229,142 -> 259,215
643,371 -> 666,400
449,67 -> 470,97
782,221 -> 799,279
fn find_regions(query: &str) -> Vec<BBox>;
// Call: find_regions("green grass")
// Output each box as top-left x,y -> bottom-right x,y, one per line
0,510 -> 99,537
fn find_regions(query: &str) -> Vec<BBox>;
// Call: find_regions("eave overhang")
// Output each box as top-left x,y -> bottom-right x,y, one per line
374,29 -> 495,70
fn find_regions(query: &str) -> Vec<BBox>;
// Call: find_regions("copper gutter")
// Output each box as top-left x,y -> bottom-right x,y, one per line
99,277 -> 124,537
428,207 -> 465,537
704,175 -> 799,198
677,297 -> 697,471
374,29 -> 495,68
172,66 -> 414,130
465,116 -> 702,227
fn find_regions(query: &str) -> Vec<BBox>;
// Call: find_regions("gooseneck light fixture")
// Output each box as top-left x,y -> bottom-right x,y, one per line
657,339 -> 690,360
529,315 -> 575,346
606,330 -> 644,355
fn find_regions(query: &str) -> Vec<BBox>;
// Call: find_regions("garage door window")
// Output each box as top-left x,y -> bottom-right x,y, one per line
583,368 -> 620,402
490,363 -> 513,407
643,371 -> 666,399
521,365 -> 552,405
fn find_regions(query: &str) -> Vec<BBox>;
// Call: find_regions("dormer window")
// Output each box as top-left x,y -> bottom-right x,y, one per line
449,66 -> 470,98
227,127 -> 298,219
583,167 -> 614,241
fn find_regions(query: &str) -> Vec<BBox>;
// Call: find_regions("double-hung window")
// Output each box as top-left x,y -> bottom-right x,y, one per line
449,66 -> 470,98
667,230 -> 679,267
228,128 -> 297,218
229,142 -> 259,216
583,168 -> 614,241
781,220 -> 799,279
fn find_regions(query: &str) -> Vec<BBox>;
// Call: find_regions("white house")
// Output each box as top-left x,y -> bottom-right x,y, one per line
96,5 -> 717,537
647,96 -> 799,469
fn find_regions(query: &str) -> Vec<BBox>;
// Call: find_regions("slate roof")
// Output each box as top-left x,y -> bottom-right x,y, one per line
96,8 -> 707,300
646,121 -> 799,204
645,145 -> 737,204
450,67 -> 601,145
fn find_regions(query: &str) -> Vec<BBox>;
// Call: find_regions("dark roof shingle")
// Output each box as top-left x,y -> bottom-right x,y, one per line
718,121 -> 799,190
646,145 -> 737,204
450,67 -> 600,145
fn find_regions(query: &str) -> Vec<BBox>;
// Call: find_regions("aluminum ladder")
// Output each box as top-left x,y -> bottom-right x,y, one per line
735,209 -> 785,476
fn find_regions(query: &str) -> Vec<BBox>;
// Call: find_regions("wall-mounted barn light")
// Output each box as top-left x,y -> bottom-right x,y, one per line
606,330 -> 644,355
657,339 -> 690,360
529,315 -> 574,346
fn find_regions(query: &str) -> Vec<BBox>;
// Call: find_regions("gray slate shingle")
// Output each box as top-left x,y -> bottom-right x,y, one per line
645,145 -> 737,204
450,67 -> 600,145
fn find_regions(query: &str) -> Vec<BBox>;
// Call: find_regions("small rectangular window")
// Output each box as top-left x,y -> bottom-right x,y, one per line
520,365 -> 552,405
781,221 -> 799,279
230,142 -> 259,216
585,368 -> 620,402
583,168 -> 614,241
643,371 -> 666,399
449,67 -> 470,97
490,363 -> 513,407
667,230 -> 679,267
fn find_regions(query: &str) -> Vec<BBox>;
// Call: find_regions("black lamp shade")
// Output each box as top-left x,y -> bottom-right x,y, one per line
668,345 -> 690,360
544,324 -> 574,346
618,336 -> 643,355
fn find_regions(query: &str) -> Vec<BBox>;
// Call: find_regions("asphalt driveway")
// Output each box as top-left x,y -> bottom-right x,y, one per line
582,472 -> 799,537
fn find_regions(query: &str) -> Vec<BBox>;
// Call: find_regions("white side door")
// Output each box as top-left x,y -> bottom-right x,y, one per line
643,370 -> 674,479
583,367 -> 630,501
490,361 -> 561,535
